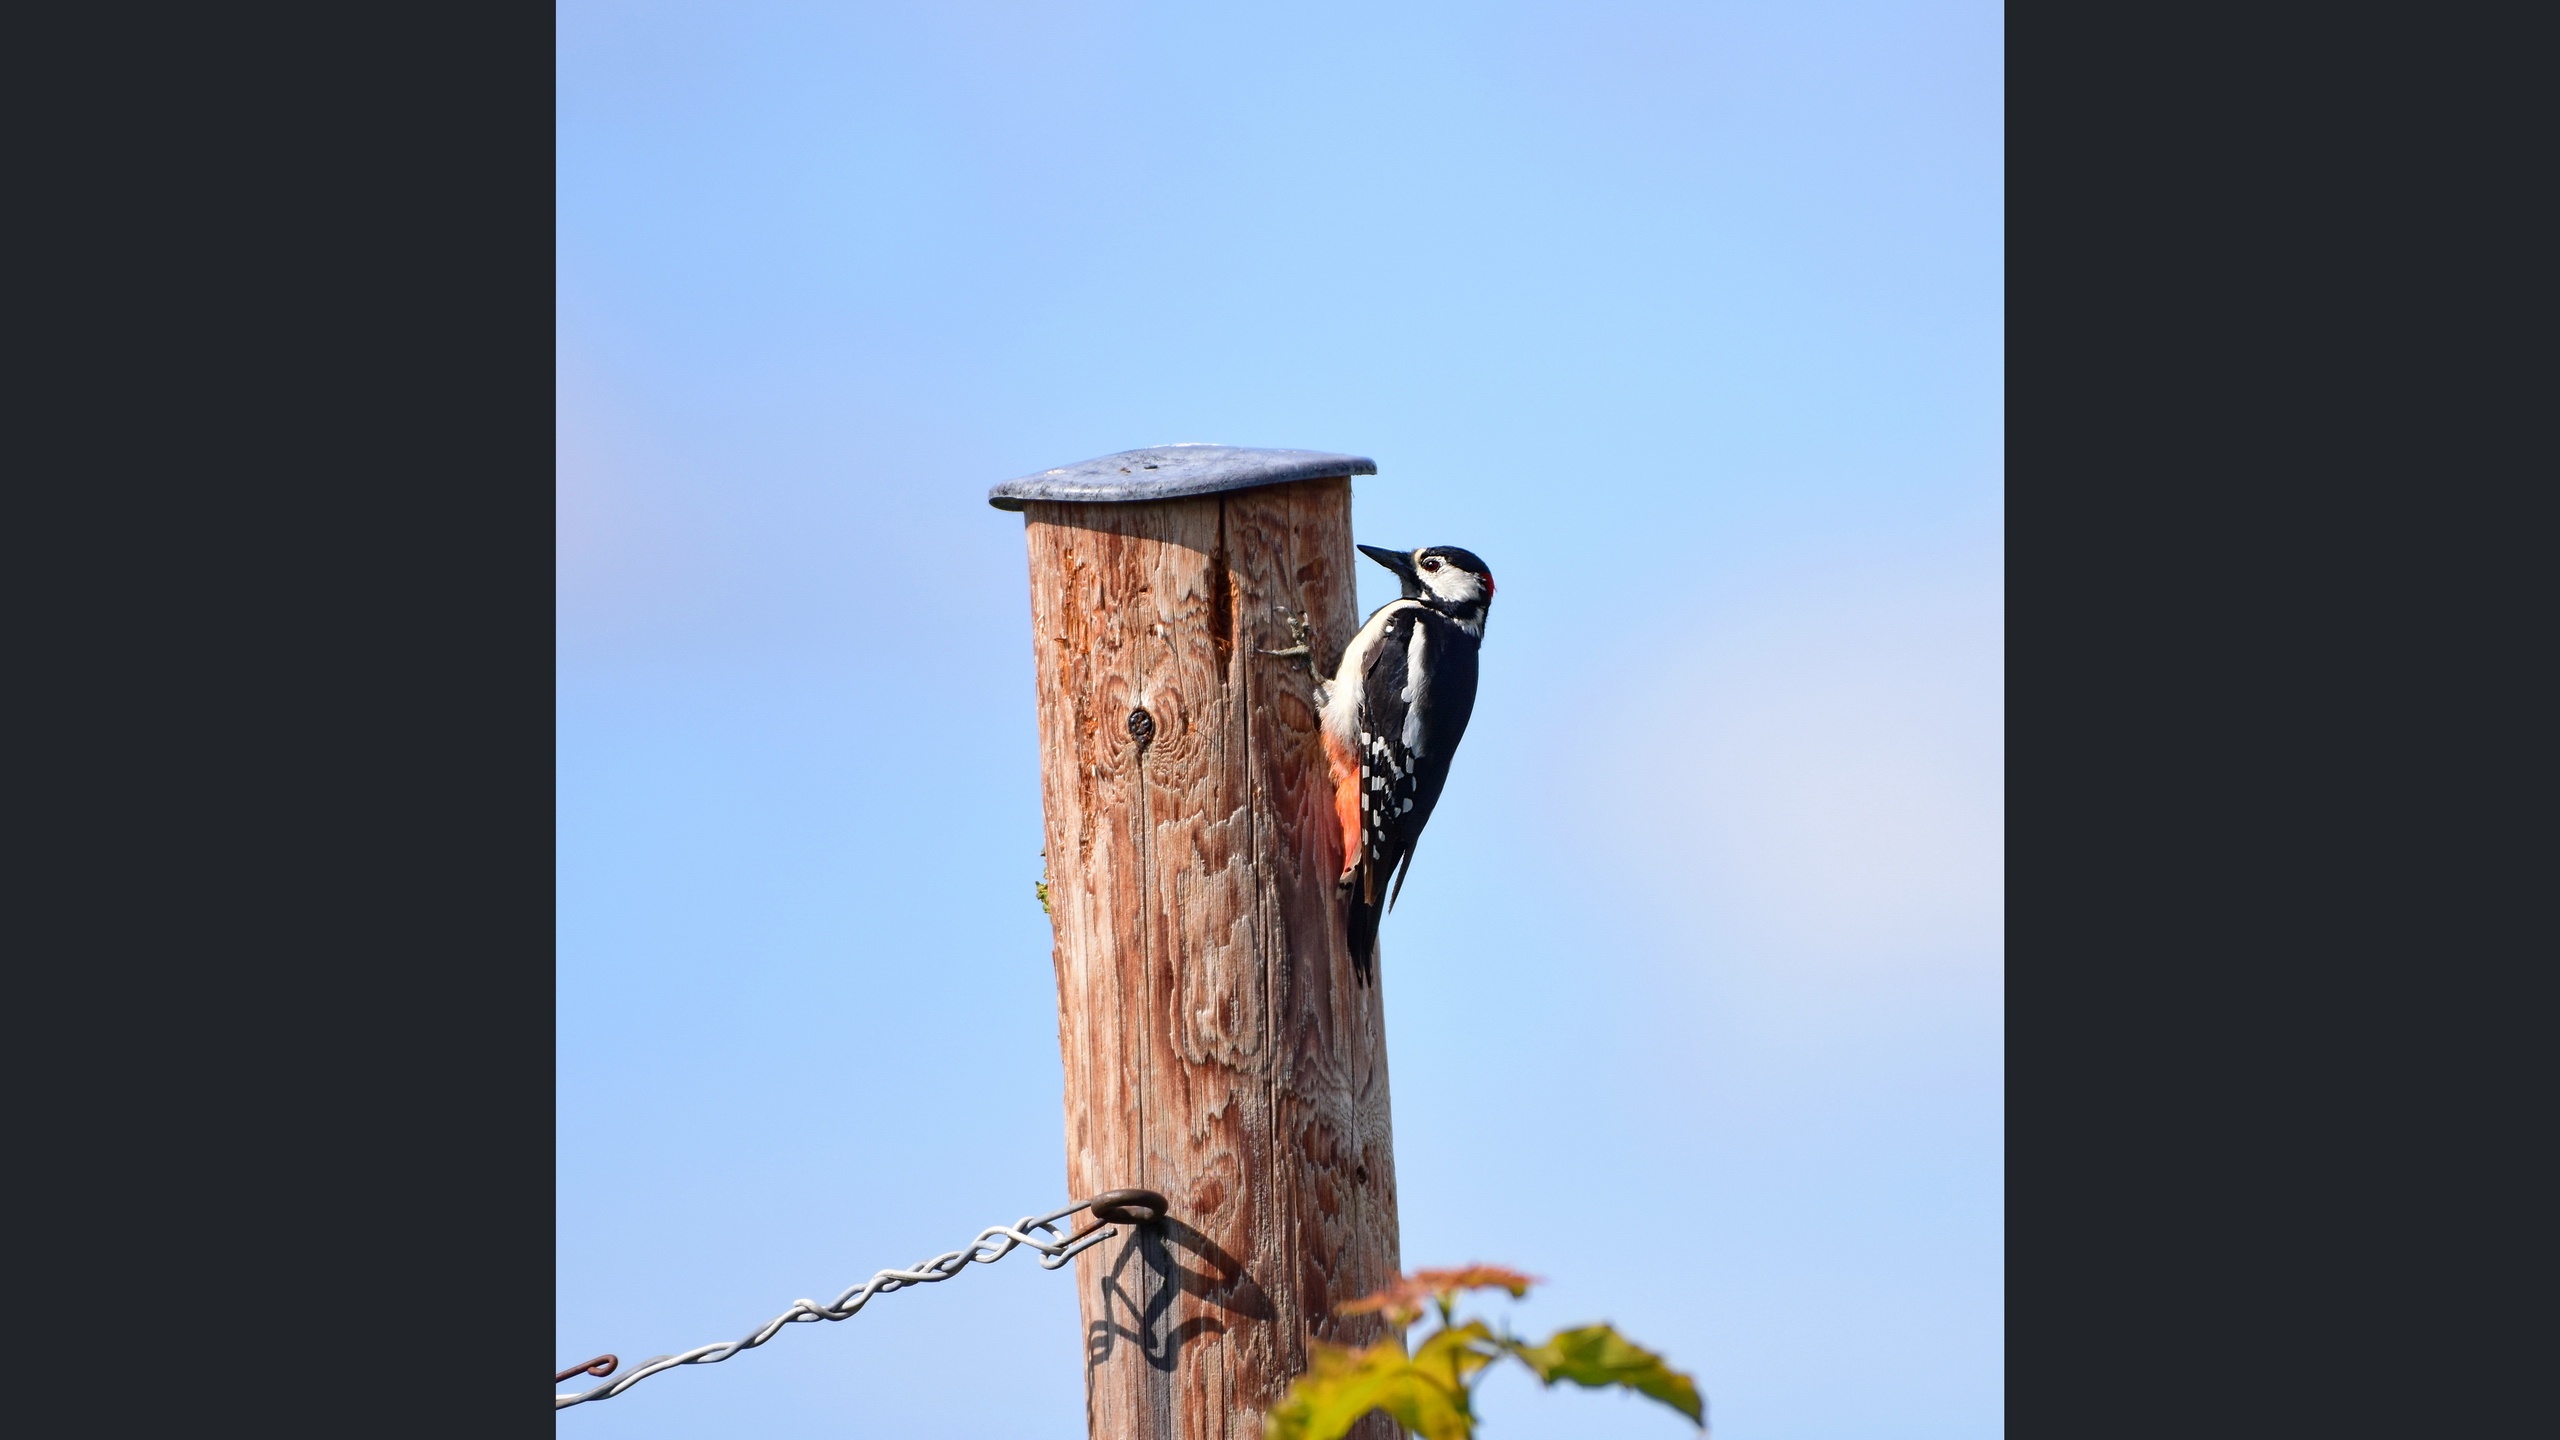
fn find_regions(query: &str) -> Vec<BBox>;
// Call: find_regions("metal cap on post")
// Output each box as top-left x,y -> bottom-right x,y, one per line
1004,444 -> 1402,1440
989,444 -> 1377,510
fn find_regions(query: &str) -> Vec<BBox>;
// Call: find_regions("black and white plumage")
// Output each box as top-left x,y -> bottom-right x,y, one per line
1318,543 -> 1495,982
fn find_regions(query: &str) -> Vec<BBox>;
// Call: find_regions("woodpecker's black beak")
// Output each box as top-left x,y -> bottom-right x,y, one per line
1359,543 -> 1423,598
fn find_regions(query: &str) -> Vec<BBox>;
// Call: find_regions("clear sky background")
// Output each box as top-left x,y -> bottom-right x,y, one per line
556,2 -> 2002,1437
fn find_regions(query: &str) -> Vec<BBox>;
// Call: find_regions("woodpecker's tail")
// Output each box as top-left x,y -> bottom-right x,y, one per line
1345,869 -> 1381,984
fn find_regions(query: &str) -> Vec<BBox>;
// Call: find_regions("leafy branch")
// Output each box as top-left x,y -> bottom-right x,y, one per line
1266,1266 -> 1704,1440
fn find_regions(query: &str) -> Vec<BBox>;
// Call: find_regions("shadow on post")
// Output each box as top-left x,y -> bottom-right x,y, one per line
1087,1218 -> 1277,1372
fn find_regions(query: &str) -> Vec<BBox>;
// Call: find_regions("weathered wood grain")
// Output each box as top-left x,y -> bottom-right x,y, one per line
1023,477 -> 1401,1440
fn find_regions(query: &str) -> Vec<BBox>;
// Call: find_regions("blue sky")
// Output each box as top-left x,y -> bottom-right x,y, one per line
557,2 -> 2001,1436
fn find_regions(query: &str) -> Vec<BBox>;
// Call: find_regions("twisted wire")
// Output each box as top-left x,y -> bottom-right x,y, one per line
556,1197 -> 1122,1411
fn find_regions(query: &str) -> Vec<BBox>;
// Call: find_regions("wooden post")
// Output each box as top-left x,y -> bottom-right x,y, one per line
1004,451 -> 1400,1440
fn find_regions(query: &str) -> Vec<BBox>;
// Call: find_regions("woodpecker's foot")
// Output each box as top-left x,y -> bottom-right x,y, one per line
1312,679 -> 1333,708
1258,608 -> 1318,673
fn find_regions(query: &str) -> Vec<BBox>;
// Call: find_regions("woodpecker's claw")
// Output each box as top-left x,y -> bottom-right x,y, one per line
1261,608 -> 1319,672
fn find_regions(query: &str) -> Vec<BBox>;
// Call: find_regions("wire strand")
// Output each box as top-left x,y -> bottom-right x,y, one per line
556,1195 -> 1130,1411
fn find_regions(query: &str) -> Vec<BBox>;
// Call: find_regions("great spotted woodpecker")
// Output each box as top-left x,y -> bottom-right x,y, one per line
1317,543 -> 1494,982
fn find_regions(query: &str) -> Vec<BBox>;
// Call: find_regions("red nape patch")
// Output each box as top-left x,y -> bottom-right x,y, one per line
1483,574 -> 1495,596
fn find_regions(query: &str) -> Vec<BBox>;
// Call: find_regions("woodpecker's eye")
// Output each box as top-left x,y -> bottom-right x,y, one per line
1421,558 -> 1443,572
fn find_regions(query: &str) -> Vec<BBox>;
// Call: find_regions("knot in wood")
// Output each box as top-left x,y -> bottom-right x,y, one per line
1127,707 -> 1156,749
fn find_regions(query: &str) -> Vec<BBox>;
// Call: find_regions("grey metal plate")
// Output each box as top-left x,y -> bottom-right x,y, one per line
988,444 -> 1376,510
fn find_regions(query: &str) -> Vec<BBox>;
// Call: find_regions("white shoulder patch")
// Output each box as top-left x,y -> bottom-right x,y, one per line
1323,599 -> 1428,749
1401,620 -> 1431,756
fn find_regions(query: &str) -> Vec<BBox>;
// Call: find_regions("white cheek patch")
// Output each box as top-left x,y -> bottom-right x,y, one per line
1420,564 -> 1485,605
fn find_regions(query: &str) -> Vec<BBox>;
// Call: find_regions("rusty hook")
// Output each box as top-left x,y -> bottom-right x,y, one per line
556,1354 -> 618,1384
1086,1188 -> 1170,1225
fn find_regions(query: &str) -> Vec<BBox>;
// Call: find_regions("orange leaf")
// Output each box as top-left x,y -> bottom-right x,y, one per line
1339,1266 -> 1542,1324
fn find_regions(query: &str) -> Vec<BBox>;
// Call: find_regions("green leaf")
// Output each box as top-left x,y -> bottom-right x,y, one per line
1266,1334 -> 1483,1440
1410,1322 -> 1501,1390
1508,1324 -> 1705,1427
